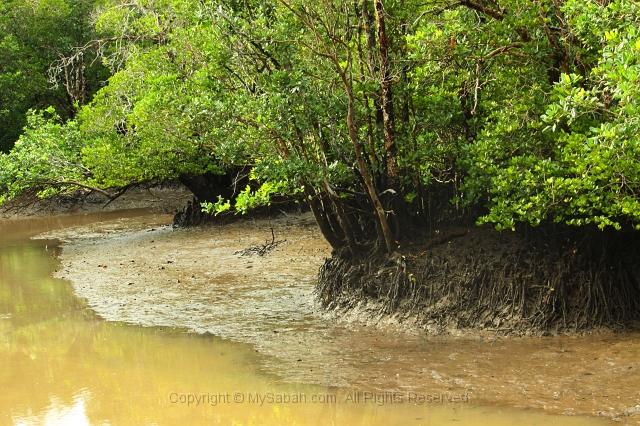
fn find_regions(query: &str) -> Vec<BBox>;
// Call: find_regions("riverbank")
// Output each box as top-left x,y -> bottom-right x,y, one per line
319,222 -> 640,337
0,184 -> 191,219
38,212 -> 640,424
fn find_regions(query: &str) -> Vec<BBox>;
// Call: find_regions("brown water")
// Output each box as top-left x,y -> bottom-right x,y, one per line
0,211 -> 617,425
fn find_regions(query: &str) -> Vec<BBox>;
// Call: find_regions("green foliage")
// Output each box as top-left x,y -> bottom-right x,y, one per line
0,109 -> 88,202
201,181 -> 291,215
3,0 -> 640,238
202,195 -> 232,215
0,0 -> 109,152
473,2 -> 640,230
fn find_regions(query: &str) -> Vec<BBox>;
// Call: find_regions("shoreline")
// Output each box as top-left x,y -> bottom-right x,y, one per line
34,211 -> 640,425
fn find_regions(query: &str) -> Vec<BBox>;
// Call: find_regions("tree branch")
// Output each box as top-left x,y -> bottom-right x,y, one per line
462,0 -> 505,20
53,181 -> 112,198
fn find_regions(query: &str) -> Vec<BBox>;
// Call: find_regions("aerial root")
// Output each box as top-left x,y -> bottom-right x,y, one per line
317,230 -> 640,335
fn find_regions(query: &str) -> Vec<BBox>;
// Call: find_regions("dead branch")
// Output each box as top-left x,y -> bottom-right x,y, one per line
234,228 -> 286,256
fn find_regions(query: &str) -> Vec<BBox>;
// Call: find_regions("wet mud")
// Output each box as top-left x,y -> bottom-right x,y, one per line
40,212 -> 640,424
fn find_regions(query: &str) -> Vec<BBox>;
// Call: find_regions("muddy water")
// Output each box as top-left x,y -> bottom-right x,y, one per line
0,211 -> 618,425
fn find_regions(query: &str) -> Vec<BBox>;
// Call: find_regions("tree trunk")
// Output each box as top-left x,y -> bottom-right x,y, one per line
342,70 -> 395,253
374,0 -> 406,237
323,194 -> 347,242
322,180 -> 361,260
304,186 -> 345,250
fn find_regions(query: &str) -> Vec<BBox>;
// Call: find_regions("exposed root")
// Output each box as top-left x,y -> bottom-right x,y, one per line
173,198 -> 211,227
317,225 -> 640,336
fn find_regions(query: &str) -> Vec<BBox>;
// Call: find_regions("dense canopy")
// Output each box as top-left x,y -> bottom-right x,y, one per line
1,0 -> 640,255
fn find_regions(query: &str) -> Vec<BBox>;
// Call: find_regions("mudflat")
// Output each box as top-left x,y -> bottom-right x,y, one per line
40,212 -> 640,425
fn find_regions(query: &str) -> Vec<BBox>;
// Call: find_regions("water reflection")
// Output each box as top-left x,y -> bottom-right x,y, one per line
13,391 -> 92,426
0,212 -> 614,425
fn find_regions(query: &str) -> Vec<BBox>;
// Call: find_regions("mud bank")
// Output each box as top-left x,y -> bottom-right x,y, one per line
42,212 -> 640,424
319,224 -> 640,336
1,184 -> 191,219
